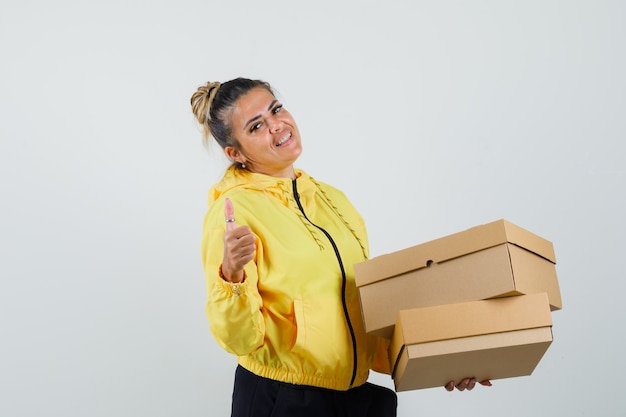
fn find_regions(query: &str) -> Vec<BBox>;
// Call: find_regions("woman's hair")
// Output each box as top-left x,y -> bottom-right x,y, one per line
190,77 -> 274,149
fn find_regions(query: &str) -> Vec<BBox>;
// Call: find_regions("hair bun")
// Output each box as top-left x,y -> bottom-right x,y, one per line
190,81 -> 221,126
203,81 -> 221,118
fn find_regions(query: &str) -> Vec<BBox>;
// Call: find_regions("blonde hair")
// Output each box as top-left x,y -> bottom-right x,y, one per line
190,81 -> 221,146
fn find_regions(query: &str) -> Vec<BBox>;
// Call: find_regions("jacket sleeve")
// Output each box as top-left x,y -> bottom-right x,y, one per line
370,337 -> 392,375
201,202 -> 265,356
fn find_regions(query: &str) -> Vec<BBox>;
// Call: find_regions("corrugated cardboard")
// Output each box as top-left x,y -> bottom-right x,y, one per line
390,293 -> 553,392
394,327 -> 553,391
354,219 -> 561,338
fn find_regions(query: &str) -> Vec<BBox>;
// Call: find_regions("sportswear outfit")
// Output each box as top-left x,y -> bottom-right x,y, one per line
201,167 -> 396,416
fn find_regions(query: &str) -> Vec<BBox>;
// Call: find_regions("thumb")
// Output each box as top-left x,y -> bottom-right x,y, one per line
224,198 -> 238,231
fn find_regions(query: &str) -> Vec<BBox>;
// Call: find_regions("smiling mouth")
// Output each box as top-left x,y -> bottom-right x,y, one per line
275,133 -> 292,147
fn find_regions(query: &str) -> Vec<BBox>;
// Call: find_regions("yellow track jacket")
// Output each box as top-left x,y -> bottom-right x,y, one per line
201,167 -> 390,391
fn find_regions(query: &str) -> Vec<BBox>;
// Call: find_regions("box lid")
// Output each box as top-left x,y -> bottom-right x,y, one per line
355,219 -> 556,287
389,292 -> 553,374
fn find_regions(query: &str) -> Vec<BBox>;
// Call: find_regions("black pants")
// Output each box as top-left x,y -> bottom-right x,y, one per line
231,365 -> 397,417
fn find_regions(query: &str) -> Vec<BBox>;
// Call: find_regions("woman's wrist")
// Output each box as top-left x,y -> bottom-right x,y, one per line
219,264 -> 245,283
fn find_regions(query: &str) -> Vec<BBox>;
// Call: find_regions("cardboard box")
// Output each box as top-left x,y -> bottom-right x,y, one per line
354,219 -> 561,338
390,293 -> 553,391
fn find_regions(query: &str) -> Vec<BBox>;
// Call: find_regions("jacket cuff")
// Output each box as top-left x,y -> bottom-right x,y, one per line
217,265 -> 248,297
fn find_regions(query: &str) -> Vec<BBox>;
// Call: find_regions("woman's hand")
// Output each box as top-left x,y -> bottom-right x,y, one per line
445,378 -> 492,392
221,198 -> 256,283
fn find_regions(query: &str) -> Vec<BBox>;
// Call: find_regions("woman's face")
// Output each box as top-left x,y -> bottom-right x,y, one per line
227,87 -> 303,179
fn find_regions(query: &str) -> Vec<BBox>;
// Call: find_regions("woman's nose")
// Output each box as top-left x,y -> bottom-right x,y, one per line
268,119 -> 283,133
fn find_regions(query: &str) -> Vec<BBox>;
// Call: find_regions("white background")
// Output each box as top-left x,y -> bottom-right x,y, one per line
1,0 -> 625,416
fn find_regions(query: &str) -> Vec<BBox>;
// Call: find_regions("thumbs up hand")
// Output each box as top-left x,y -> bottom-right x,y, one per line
221,198 -> 256,283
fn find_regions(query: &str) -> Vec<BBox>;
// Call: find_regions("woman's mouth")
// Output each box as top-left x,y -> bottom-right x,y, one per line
275,133 -> 292,147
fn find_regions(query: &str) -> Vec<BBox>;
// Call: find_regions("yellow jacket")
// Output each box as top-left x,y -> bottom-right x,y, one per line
201,167 -> 390,390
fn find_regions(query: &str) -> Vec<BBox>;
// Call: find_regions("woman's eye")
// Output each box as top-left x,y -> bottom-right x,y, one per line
250,122 -> 262,133
272,105 -> 283,114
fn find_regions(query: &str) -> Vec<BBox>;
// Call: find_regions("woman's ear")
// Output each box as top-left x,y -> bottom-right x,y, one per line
224,146 -> 241,164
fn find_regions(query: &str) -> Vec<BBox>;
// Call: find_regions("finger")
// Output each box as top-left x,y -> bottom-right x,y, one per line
229,232 -> 256,255
445,381 -> 455,392
227,225 -> 254,241
467,378 -> 476,391
224,198 -> 237,231
455,377 -> 471,391
479,380 -> 492,387
235,247 -> 256,266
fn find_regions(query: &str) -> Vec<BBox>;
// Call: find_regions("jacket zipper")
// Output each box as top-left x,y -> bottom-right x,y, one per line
292,179 -> 358,389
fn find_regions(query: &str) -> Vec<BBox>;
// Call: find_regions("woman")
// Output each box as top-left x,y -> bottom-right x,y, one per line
190,78 -> 484,417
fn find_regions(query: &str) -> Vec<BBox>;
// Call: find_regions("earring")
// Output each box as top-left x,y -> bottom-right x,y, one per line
241,162 -> 246,169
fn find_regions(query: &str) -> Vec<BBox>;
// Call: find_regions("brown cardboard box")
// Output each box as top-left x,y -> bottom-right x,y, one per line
354,219 -> 561,338
390,293 -> 553,391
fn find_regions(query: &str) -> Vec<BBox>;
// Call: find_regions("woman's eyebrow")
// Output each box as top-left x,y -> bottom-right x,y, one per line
244,100 -> 279,130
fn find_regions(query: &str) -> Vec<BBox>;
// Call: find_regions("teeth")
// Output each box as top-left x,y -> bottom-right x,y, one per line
277,133 -> 291,146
